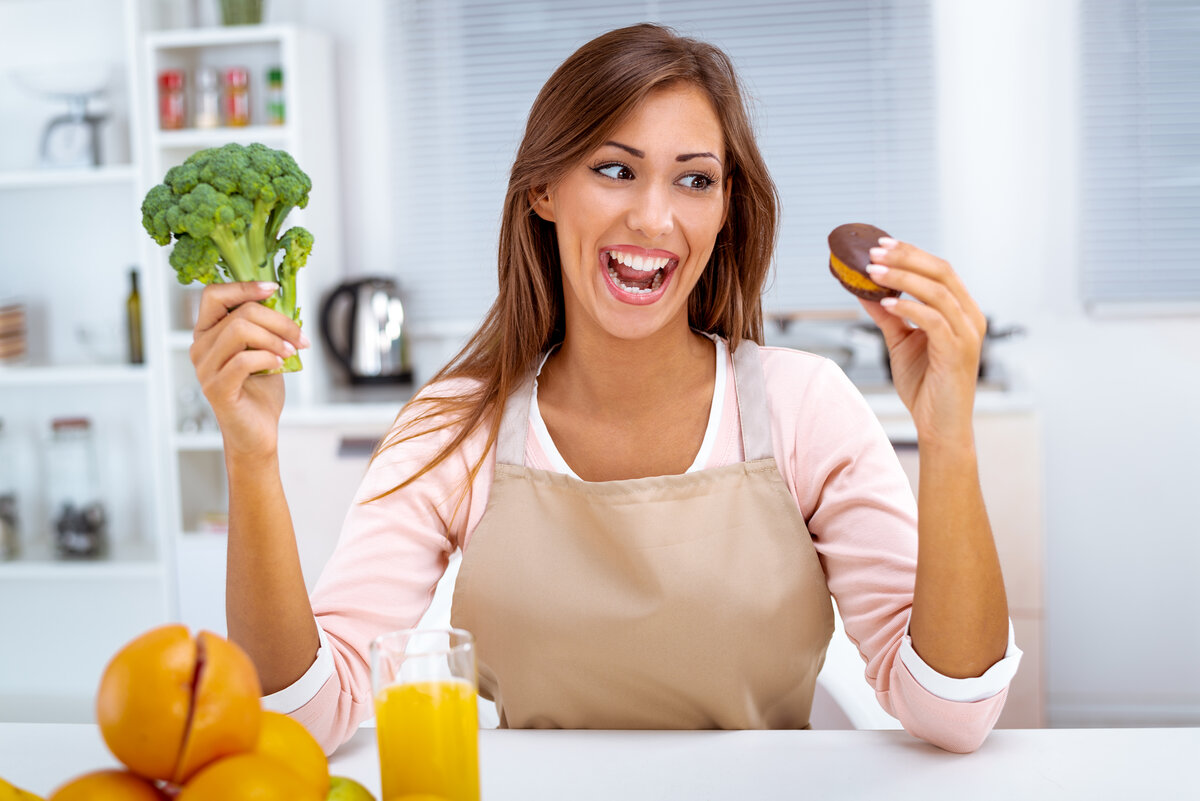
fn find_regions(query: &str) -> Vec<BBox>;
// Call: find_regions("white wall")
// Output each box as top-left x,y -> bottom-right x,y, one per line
932,0 -> 1200,726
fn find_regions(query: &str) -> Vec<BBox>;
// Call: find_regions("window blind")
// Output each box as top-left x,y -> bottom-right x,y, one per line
1080,0 -> 1200,306
384,0 -> 938,324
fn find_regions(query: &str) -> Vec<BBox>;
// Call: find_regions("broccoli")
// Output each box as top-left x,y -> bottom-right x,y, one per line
140,142 -> 314,372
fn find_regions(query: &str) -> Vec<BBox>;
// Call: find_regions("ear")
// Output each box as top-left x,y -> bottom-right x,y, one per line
529,186 -> 556,223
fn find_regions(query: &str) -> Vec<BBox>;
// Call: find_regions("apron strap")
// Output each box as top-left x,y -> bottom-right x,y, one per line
730,339 -> 774,462
496,374 -> 535,467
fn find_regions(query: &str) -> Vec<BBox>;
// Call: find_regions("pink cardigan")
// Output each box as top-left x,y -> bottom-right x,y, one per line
275,345 -> 1019,754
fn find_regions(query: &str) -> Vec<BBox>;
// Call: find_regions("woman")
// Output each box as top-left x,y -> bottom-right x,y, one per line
190,24 -> 1019,754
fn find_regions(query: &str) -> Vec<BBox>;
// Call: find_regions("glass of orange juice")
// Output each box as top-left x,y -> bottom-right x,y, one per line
370,627 -> 480,801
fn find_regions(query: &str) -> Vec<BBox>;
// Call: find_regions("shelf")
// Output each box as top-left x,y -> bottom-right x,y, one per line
0,555 -> 162,581
0,364 -> 148,387
146,23 -> 300,50
0,165 -> 137,190
152,125 -> 292,150
173,431 -> 225,451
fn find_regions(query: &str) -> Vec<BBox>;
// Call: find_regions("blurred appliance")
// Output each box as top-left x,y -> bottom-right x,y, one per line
320,277 -> 413,384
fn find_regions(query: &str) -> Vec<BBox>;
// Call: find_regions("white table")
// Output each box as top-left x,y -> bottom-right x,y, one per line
0,723 -> 1195,800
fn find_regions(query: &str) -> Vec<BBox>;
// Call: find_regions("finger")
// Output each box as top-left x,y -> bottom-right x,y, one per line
857,297 -> 913,351
214,296 -> 306,348
871,240 -> 987,337
204,350 -> 286,402
195,281 -> 280,332
876,296 -> 958,351
192,314 -> 298,380
865,264 -> 973,340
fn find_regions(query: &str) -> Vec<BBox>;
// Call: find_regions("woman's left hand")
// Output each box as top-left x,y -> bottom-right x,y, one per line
857,237 -> 987,447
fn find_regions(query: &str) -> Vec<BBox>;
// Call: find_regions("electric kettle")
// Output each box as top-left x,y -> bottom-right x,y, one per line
320,277 -> 413,384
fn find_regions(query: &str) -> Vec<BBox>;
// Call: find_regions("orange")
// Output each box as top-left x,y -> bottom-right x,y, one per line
176,754 -> 323,801
252,711 -> 330,798
47,769 -> 165,801
95,625 -> 263,784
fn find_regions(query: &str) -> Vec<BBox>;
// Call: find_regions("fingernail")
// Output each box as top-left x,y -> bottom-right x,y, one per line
299,333 -> 312,349
881,297 -> 899,308
878,237 -> 899,249
866,263 -> 889,276
258,281 -> 279,292
869,247 -> 888,262
283,341 -> 297,356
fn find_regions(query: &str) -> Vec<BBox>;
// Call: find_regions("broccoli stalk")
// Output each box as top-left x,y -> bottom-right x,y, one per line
140,142 -> 314,372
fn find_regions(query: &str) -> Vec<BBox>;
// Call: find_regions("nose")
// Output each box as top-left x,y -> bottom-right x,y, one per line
626,181 -> 674,240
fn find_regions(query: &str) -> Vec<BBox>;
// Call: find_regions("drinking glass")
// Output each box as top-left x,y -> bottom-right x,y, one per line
371,627 -> 480,801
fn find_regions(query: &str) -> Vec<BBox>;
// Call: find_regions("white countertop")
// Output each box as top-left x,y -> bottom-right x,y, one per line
1,724 -> 1194,800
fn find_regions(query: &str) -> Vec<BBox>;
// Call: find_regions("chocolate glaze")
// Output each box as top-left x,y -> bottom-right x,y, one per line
827,222 -> 899,301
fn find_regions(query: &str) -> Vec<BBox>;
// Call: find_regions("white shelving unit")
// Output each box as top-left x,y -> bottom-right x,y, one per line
138,20 -> 346,635
0,0 -> 173,721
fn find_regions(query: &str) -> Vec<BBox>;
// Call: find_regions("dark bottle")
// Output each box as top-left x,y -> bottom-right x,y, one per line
127,268 -> 144,365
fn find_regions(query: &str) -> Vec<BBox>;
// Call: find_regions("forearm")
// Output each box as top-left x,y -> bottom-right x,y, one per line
908,435 -> 1009,679
224,449 -> 321,694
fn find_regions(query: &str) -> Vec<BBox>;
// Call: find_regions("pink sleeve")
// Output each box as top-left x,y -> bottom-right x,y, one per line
762,348 -> 1008,753
286,379 -> 495,752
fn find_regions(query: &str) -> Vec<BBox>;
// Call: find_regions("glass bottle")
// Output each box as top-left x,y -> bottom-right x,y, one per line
0,419 -> 18,560
194,67 -> 221,129
266,66 -> 285,125
126,268 -> 144,365
46,417 -> 107,560
158,69 -> 186,130
223,67 -> 250,126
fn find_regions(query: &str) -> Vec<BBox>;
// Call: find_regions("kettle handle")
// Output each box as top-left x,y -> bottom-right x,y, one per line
319,281 -> 362,374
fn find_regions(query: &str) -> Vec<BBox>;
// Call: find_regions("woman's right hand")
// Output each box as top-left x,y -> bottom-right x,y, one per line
190,281 -> 309,459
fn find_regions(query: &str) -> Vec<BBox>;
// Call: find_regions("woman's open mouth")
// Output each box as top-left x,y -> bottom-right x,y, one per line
600,247 -> 679,305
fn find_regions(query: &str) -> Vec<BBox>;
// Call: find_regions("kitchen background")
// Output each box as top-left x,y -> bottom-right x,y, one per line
0,0 -> 1197,732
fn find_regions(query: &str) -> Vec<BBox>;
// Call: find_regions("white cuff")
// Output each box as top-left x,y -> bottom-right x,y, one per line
898,618 -> 1023,703
261,623 -> 336,714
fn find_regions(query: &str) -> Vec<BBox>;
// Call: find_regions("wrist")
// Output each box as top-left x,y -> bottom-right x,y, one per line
224,446 -> 280,481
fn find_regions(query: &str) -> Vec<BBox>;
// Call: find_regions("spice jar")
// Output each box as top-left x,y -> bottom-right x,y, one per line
223,67 -> 250,127
158,69 -> 187,130
194,67 -> 221,129
266,66 -> 285,125
45,417 -> 107,560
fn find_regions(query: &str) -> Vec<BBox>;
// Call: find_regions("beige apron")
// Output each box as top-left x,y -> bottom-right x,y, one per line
450,340 -> 834,729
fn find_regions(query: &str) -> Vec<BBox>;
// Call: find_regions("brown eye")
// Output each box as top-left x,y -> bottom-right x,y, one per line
593,163 -> 634,181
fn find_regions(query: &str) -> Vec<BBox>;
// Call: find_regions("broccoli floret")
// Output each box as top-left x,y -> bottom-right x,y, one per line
139,142 -> 314,372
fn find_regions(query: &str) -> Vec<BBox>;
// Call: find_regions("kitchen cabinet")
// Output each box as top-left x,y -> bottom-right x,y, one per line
0,0 -> 172,721
0,0 -> 349,722
870,393 -> 1046,728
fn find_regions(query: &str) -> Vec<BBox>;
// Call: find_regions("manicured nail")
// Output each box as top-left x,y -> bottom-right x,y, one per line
880,297 -> 899,308
866,263 -> 889,276
869,247 -> 888,262
299,333 -> 312,349
283,341 -> 297,356
258,281 -> 279,292
878,237 -> 899,249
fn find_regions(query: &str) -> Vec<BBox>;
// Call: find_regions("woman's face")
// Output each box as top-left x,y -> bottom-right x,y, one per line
534,83 -> 729,344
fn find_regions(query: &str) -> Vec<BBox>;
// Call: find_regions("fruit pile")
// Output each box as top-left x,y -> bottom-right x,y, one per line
1,624 -> 376,801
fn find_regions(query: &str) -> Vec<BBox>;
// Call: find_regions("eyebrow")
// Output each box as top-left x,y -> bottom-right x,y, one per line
603,140 -> 723,167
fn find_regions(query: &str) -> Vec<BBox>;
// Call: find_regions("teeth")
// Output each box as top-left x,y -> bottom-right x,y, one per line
608,251 -> 669,272
607,265 -> 664,294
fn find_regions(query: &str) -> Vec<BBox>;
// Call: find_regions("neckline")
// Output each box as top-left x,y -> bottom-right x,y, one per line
530,336 -> 728,479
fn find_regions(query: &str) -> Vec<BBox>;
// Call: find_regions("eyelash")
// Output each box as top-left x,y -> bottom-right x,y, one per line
590,161 -> 719,192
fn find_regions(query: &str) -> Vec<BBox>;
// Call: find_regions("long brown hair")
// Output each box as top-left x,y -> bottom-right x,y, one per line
371,23 -> 780,511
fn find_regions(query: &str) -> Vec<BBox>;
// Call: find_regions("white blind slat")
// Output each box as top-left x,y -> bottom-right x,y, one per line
1080,0 -> 1200,305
